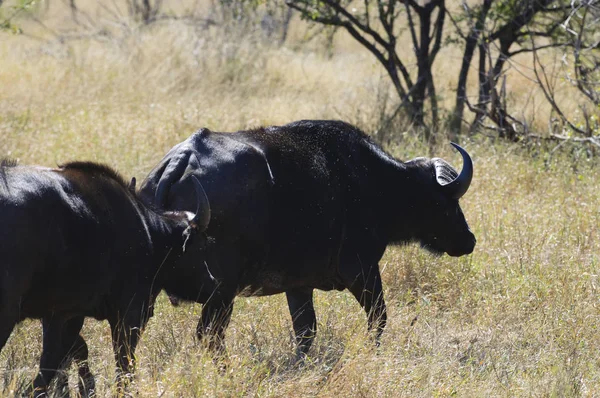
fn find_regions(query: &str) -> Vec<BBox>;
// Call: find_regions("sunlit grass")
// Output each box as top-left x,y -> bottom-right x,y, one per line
1,1 -> 599,396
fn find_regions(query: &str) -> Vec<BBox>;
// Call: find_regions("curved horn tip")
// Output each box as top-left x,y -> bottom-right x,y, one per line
449,142 -> 473,168
450,142 -> 466,153
446,142 -> 473,200
191,175 -> 211,232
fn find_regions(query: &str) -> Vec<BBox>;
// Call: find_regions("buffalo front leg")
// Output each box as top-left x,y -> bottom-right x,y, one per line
196,293 -> 234,356
30,316 -> 69,397
51,317 -> 95,398
341,261 -> 387,345
285,288 -> 317,360
0,306 -> 18,391
109,315 -> 143,394
0,307 -> 18,351
72,334 -> 95,398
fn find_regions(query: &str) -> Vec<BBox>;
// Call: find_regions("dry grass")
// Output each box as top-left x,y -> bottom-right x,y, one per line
1,1 -> 600,397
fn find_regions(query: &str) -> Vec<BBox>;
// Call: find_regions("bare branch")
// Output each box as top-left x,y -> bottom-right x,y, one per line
527,133 -> 600,148
507,42 -> 568,57
429,2 -> 445,64
319,0 -> 389,49
530,31 -> 589,136
405,3 -> 419,57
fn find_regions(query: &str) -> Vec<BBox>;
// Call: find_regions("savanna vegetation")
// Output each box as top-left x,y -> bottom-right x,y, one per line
1,0 -> 599,396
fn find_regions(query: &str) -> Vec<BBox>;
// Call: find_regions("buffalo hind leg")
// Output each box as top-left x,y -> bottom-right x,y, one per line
341,264 -> 387,345
197,293 -> 234,356
285,289 -> 317,360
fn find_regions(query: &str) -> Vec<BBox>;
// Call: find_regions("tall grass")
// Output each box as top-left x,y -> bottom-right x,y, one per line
1,1 -> 599,396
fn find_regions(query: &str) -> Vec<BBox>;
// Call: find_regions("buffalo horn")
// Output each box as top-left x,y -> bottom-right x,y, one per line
190,175 -> 211,232
443,142 -> 473,200
155,178 -> 170,208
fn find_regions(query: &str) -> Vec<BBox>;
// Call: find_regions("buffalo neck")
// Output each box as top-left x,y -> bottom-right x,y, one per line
137,205 -> 188,265
378,159 -> 428,245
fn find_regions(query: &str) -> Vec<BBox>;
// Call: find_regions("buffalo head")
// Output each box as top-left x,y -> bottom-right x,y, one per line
147,174 -> 211,253
406,143 -> 476,257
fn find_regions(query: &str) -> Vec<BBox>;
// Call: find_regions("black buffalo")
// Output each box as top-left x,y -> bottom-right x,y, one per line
0,160 -> 212,396
139,120 -> 476,358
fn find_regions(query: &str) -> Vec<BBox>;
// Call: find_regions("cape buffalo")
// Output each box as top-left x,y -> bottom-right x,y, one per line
139,120 -> 476,358
0,160 -> 212,397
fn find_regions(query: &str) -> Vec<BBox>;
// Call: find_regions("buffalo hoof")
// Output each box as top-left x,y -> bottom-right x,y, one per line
77,371 -> 96,398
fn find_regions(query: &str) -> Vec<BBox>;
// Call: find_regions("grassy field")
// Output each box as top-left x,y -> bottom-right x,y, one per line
1,1 -> 600,397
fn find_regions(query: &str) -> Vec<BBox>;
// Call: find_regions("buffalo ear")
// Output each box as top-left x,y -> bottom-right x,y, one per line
128,177 -> 137,193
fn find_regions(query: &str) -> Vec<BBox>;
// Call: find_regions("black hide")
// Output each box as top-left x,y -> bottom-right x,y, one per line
139,120 -> 476,357
0,161 -> 211,396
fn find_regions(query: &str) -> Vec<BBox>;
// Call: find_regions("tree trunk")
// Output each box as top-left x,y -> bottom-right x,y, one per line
142,0 -> 151,23
69,0 -> 78,21
414,8 -> 431,129
469,41 -> 490,132
279,8 -> 293,45
449,0 -> 492,137
427,69 -> 439,132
